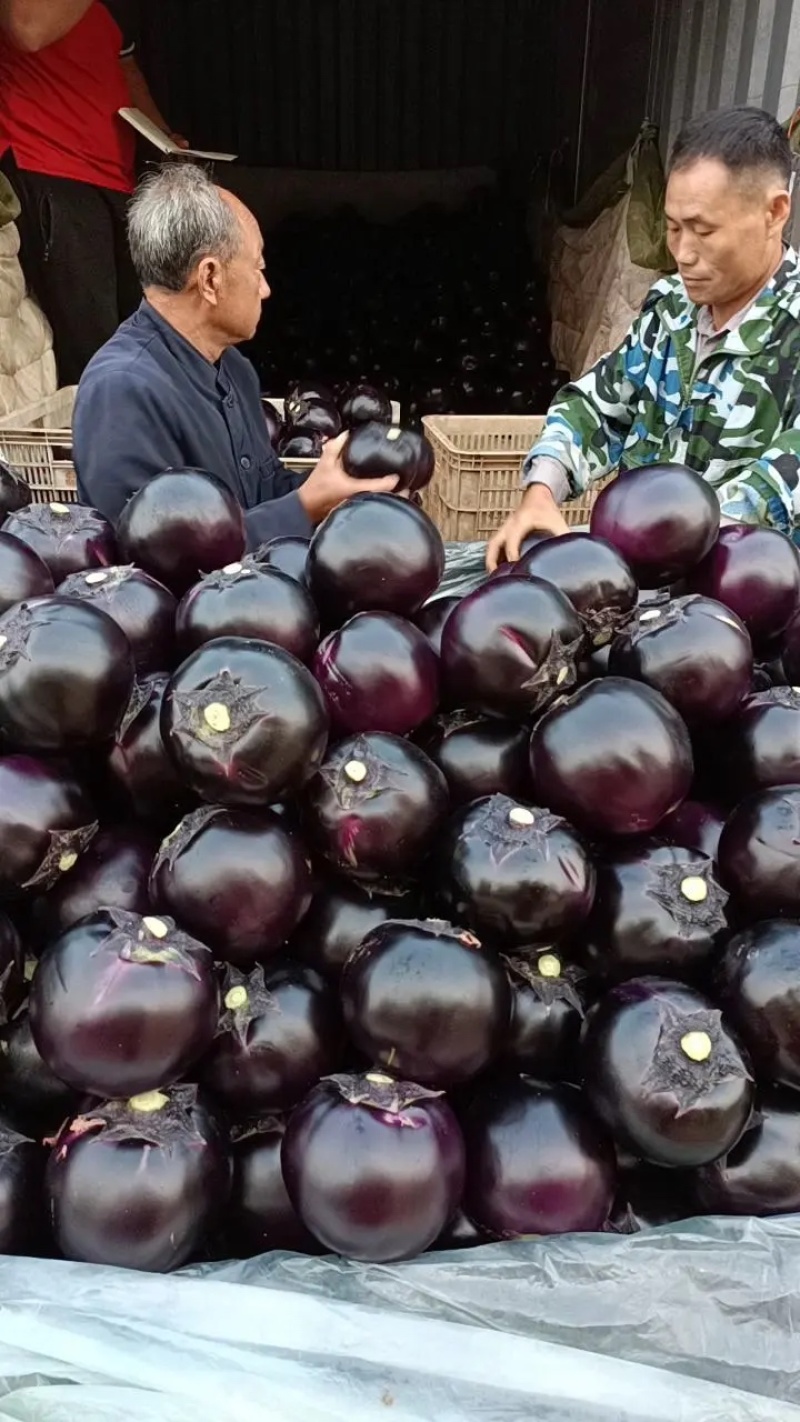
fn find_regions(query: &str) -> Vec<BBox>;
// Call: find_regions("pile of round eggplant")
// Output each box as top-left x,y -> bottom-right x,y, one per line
2,460 -> 800,1274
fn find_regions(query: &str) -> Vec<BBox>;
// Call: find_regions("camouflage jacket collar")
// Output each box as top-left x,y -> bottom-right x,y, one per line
656,246 -> 800,357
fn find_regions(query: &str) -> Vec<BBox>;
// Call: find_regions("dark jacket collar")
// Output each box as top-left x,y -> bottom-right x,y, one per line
134,299 -> 232,390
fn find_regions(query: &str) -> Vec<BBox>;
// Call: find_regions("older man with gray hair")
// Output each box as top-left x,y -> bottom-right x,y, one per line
73,163 -> 398,541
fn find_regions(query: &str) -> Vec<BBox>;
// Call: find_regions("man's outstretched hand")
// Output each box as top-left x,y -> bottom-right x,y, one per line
486,483 -> 570,571
297,431 -> 399,525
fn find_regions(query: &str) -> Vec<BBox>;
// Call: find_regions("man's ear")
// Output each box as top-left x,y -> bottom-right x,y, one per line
768,188 -> 792,234
196,255 -> 222,305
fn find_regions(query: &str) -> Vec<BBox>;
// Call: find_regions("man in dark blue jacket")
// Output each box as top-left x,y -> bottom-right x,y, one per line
73,163 -> 397,543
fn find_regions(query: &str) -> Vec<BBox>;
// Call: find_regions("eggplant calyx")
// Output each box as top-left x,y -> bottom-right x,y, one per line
519,632 -> 581,708
329,1071 -> 443,1117
643,1003 -> 752,1108
503,952 -> 585,1011
119,675 -> 161,736
203,702 -> 231,733
217,965 -> 276,1040
123,943 -> 180,966
681,1030 -> 712,1063
344,759 -> 368,784
129,1090 -> 169,1114
230,1113 -> 286,1145
23,821 -> 99,892
170,673 -> 264,743
680,876 -> 708,904
538,952 -> 562,978
648,860 -> 728,932
0,603 -> 34,667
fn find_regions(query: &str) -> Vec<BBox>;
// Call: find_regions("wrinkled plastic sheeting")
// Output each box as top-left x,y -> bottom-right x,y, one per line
435,541 -> 489,599
0,1220 -> 797,1420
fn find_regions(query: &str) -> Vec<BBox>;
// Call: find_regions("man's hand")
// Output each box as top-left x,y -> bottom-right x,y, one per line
297,432 -> 399,524
486,484 -> 570,571
170,133 -> 190,150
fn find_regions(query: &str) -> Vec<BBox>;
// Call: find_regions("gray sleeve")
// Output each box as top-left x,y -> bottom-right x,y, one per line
521,453 -> 571,505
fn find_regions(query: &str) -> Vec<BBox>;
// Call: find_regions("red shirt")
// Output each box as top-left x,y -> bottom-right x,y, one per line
0,2 -> 136,193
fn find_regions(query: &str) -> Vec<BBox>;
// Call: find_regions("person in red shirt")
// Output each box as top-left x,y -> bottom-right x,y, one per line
0,0 -> 186,384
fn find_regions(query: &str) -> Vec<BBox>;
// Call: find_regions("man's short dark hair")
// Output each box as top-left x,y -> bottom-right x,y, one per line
668,106 -> 793,187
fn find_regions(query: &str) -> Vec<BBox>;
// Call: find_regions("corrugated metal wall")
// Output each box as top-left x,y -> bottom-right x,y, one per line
653,0 -> 800,147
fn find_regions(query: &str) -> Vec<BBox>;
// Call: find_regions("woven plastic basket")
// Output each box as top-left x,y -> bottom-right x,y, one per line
0,387 -> 78,503
421,414 -> 607,542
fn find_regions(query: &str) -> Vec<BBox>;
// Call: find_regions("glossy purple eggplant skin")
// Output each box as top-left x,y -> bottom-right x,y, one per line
717,786 -> 800,918
0,459 -> 31,520
530,678 -> 694,838
253,536 -> 310,587
516,532 -> 637,646
150,805 -> 313,968
161,636 -> 329,808
0,754 -> 98,898
343,421 -> 434,492
0,531 -> 53,614
46,1085 -> 232,1272
440,575 -> 584,719
439,794 -> 595,945
503,952 -> 586,1079
418,711 -> 531,807
341,918 -> 510,1087
714,688 -> 800,796
175,561 -> 319,665
228,1115 -> 322,1256
116,469 -> 246,596
291,877 -> 419,982
282,1073 -> 465,1262
0,1120 -> 46,1254
582,976 -> 754,1168
31,823 -> 156,944
308,493 -> 444,622
606,1164 -> 694,1234
608,595 -> 753,725
692,1088 -> 800,1215
30,907 -> 219,1098
58,565 -> 177,676
414,596 -> 459,656
201,961 -> 345,1114
0,596 -> 135,752
303,731 -> 449,883
657,799 -> 726,860
589,463 -> 720,587
0,1010 -> 81,1136
460,1076 -> 617,1238
107,675 -> 194,826
715,920 -> 800,1089
313,611 -> 439,736
3,503 -> 117,584
340,385 -> 392,428
585,841 -> 729,980
689,524 -> 800,651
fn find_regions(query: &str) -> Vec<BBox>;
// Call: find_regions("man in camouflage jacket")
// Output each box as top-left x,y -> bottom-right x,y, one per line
488,107 -> 799,568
